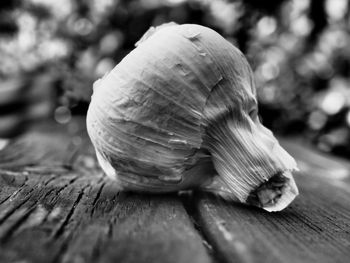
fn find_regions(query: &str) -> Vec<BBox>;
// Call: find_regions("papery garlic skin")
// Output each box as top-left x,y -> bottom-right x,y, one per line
86,23 -> 299,211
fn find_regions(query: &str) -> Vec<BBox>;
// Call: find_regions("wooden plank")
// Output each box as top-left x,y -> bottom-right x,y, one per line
280,138 -> 350,181
3,118 -> 350,263
195,140 -> 350,263
0,119 -> 211,263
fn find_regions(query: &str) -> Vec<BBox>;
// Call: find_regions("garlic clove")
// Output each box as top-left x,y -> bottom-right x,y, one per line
86,24 -> 223,193
86,23 -> 299,212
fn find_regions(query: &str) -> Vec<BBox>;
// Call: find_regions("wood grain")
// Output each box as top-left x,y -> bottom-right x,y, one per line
194,139 -> 350,263
1,120 -> 350,263
0,120 -> 211,263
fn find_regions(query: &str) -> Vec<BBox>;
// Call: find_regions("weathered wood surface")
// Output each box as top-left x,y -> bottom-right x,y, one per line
195,138 -> 350,263
0,119 -> 350,263
0,120 -> 211,263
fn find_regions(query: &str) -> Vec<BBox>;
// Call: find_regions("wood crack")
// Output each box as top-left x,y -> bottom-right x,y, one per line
180,193 -> 221,263
0,195 -> 12,206
50,185 -> 87,239
0,193 -> 33,225
0,173 -> 59,214
0,205 -> 36,243
52,232 -> 74,263
90,181 -> 106,217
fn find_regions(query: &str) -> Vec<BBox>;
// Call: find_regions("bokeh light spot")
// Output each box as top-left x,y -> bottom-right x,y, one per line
259,85 -> 277,104
73,18 -> 93,36
291,15 -> 313,36
320,91 -> 345,115
99,31 -> 124,54
308,111 -> 327,130
325,0 -> 348,20
95,58 -> 115,77
54,106 -> 72,124
260,62 -> 280,81
0,139 -> 9,151
257,17 -> 277,37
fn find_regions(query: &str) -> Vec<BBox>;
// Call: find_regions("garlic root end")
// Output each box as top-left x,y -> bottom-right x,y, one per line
247,171 -> 299,212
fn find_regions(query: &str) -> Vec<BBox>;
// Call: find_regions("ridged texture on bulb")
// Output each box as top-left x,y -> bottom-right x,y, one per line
206,116 -> 298,211
87,24 -> 223,191
86,23 -> 299,211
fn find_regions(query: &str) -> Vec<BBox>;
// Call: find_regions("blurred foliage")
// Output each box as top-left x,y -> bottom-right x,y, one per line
1,0 -> 350,158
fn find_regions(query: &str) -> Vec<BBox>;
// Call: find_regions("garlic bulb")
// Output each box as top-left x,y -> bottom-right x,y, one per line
86,23 -> 299,212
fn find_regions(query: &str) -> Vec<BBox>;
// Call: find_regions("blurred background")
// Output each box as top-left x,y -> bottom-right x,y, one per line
0,0 -> 349,158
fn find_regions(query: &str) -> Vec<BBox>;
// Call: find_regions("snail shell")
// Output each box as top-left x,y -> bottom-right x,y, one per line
86,23 -> 299,212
